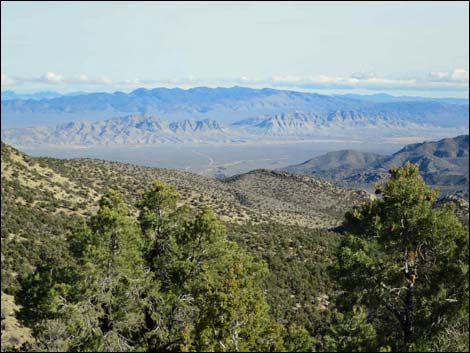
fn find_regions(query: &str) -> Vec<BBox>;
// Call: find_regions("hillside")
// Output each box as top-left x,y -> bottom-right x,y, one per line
1,141 -> 372,350
1,141 -> 372,291
285,150 -> 385,173
283,135 -> 469,195
2,141 -> 468,351
2,142 -> 371,227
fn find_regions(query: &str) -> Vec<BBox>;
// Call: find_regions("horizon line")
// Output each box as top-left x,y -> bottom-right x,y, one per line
1,85 -> 469,100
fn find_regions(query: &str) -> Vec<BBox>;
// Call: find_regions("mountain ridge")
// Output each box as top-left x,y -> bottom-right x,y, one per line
282,135 -> 469,195
1,115 -> 235,145
2,110 -> 467,147
0,140 -> 374,229
2,86 -> 468,129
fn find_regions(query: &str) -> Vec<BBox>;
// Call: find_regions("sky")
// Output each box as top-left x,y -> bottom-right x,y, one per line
1,1 -> 469,97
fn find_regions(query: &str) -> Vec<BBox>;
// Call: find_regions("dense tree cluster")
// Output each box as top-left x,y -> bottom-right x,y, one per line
1,161 -> 468,352
14,181 -> 308,351
331,162 -> 469,351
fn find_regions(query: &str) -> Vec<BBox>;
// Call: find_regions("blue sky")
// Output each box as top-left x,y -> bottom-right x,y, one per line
1,1 -> 468,97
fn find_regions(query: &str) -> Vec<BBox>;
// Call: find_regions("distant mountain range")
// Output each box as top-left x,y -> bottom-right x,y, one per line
336,93 -> 469,105
1,90 -> 63,101
231,110 -> 431,136
283,135 -> 469,194
0,90 -> 87,101
3,88 -> 468,105
2,87 -> 469,130
1,115 -> 241,145
2,109 -> 468,147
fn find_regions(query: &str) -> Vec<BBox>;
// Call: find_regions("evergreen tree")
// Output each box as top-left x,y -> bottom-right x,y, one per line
185,209 -> 284,352
22,180 -> 312,352
333,162 -> 469,351
324,306 -> 381,352
282,323 -> 315,352
138,180 -> 284,352
36,191 -> 151,351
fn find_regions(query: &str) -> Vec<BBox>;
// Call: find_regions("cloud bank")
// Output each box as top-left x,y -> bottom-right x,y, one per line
1,69 -> 468,94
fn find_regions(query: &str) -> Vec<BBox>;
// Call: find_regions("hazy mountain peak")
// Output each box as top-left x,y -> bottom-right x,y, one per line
169,119 -> 223,133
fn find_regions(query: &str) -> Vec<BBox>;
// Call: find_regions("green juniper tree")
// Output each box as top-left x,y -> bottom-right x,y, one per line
20,180 -> 316,352
33,191 -> 151,352
333,162 -> 469,352
75,191 -> 150,351
324,306 -> 379,352
138,180 -> 284,352
186,209 -> 284,352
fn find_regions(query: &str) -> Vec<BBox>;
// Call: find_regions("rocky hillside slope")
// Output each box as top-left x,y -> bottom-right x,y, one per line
283,135 -> 469,195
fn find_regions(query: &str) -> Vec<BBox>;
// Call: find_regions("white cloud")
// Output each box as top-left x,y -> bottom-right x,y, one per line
428,69 -> 469,83
98,76 -> 113,85
450,69 -> 469,82
1,73 -> 16,87
350,72 -> 376,80
1,69 -> 468,93
429,71 -> 450,81
250,69 -> 468,91
39,71 -> 64,83
258,74 -> 420,90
